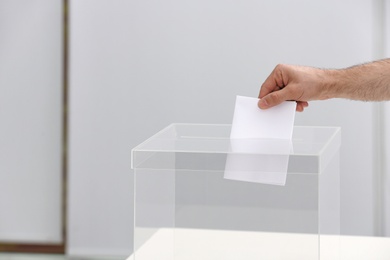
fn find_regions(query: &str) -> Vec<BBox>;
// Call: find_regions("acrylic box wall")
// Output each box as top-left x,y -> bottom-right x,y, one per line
131,124 -> 341,259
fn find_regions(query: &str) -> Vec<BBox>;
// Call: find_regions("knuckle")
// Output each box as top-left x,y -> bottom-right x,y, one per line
275,63 -> 287,71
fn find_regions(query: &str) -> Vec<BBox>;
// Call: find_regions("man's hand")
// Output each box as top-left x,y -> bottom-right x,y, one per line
258,64 -> 331,112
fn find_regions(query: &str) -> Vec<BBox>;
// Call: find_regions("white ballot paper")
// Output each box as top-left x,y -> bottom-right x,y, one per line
224,96 -> 296,185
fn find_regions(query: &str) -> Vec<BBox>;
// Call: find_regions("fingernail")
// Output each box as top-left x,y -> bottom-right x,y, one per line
259,99 -> 268,109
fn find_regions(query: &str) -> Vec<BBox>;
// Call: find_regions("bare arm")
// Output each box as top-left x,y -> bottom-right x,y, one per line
258,59 -> 390,112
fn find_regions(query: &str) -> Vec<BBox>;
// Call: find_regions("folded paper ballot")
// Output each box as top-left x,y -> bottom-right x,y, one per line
224,96 -> 296,185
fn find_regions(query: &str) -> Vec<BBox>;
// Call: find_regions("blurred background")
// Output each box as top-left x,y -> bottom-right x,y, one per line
1,0 -> 390,258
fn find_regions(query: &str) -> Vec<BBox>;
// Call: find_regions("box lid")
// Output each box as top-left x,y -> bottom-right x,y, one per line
132,124 -> 340,174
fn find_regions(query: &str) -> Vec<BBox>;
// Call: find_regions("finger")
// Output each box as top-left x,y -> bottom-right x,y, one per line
296,103 -> 304,112
258,87 -> 290,109
296,101 -> 309,112
298,101 -> 309,107
259,68 -> 281,99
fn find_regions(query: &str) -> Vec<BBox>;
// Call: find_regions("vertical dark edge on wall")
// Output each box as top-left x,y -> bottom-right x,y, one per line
0,0 -> 68,254
62,0 -> 69,253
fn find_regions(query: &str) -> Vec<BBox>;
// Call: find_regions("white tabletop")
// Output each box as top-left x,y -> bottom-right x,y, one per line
127,228 -> 390,260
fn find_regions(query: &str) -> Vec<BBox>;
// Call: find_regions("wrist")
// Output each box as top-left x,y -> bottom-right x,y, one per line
320,69 -> 343,99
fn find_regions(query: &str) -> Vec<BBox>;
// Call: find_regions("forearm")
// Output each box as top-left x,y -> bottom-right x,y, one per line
325,59 -> 390,101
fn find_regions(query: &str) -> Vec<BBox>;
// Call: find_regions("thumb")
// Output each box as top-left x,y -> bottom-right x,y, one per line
258,89 -> 289,109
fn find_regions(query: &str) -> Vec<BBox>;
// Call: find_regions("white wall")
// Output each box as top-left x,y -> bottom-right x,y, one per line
384,105 -> 390,237
383,0 -> 390,237
0,0 -> 63,243
69,0 -> 380,257
68,1 -> 134,256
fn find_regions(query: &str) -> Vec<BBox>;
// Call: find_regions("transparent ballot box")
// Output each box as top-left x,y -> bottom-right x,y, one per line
131,124 -> 341,260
